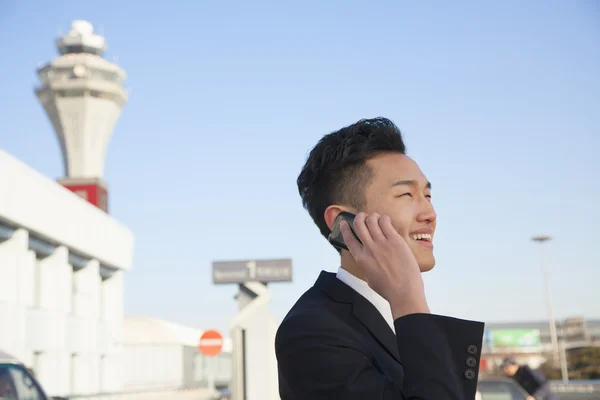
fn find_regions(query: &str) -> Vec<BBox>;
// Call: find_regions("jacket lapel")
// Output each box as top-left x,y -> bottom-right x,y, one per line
315,271 -> 401,364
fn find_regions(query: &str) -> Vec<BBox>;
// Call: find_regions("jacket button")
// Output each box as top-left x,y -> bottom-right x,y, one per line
466,356 -> 477,368
464,369 -> 476,380
467,345 -> 478,355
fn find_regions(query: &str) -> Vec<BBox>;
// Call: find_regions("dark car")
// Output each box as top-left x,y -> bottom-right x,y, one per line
0,350 -> 64,400
210,386 -> 231,400
477,377 -> 530,400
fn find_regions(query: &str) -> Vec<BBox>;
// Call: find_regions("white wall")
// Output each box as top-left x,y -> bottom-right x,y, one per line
118,318 -> 233,392
0,149 -> 134,269
194,351 -> 232,387
0,151 -> 133,398
1,151 -> 231,397
0,230 -> 127,397
119,343 -> 233,392
121,344 -> 184,391
0,230 -> 34,364
230,282 -> 279,400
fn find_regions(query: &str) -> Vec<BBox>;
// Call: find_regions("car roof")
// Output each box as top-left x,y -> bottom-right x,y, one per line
0,350 -> 20,364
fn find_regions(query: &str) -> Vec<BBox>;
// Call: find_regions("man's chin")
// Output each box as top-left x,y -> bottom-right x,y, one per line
418,259 -> 435,273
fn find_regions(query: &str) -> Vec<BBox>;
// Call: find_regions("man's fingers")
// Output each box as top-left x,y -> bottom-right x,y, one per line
379,215 -> 399,239
352,212 -> 374,245
340,220 -> 362,257
365,213 -> 385,242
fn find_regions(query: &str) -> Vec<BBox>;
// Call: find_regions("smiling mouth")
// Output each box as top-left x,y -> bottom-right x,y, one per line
410,233 -> 434,248
411,233 -> 432,242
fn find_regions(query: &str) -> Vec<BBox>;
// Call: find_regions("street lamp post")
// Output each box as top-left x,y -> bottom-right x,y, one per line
531,235 -> 568,382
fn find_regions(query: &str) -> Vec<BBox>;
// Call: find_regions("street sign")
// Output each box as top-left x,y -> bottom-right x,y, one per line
199,329 -> 223,357
488,329 -> 541,351
212,258 -> 292,284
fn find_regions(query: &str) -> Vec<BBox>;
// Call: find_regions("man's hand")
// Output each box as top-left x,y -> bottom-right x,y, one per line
340,212 -> 430,318
526,396 -> 535,400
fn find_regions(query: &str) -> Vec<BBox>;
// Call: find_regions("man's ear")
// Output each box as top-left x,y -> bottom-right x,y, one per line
324,205 -> 356,232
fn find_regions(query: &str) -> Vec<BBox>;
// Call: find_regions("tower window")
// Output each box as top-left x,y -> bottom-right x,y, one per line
58,89 -> 85,98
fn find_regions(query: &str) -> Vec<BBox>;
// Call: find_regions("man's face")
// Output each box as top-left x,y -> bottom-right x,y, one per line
503,364 -> 519,376
362,153 -> 437,272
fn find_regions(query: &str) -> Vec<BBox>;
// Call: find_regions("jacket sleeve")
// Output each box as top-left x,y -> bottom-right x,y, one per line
530,369 -> 553,399
532,384 -> 553,399
275,311 -> 484,400
394,314 -> 485,399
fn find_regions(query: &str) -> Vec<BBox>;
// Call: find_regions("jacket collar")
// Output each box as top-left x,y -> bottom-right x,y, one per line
314,270 -> 401,364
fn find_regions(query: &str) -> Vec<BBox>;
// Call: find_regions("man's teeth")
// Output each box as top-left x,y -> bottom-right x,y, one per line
411,233 -> 432,241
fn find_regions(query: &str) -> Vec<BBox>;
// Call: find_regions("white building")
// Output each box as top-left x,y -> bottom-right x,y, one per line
0,150 -> 134,397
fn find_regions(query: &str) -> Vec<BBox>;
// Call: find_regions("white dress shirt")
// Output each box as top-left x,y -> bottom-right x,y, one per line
336,267 -> 396,334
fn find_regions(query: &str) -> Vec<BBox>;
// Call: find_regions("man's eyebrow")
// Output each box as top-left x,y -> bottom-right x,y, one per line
391,180 -> 432,189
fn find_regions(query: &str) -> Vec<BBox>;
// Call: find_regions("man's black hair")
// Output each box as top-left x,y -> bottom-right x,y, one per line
297,117 -> 406,240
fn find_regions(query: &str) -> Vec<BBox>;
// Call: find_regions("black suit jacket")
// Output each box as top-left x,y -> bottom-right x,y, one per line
275,271 -> 485,399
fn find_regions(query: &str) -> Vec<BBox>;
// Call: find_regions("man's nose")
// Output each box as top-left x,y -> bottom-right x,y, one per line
418,198 -> 436,223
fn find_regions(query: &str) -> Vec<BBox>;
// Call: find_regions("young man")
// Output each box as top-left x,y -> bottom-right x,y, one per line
275,117 -> 485,399
502,358 -> 558,400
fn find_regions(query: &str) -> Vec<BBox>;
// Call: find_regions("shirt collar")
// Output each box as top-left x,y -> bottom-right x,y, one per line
336,266 -> 395,333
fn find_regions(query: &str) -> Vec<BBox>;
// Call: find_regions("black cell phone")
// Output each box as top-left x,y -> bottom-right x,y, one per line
328,211 -> 362,251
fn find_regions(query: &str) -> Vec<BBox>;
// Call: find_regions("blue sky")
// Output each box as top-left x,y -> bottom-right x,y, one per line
1,1 -> 598,334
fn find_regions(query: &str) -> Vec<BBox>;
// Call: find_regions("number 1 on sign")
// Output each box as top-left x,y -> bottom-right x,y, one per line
245,261 -> 256,279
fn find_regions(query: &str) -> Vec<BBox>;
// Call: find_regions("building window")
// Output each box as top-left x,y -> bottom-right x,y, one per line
58,89 -> 85,98
64,45 -> 85,54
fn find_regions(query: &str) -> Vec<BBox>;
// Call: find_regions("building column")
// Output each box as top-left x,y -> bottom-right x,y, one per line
70,259 -> 101,395
31,245 -> 71,396
0,229 -> 31,363
98,270 -> 124,392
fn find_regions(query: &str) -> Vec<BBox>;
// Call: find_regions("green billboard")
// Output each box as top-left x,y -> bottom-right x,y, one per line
488,329 -> 541,350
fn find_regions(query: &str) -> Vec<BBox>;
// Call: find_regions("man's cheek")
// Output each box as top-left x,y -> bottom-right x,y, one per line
392,212 -> 413,237
393,222 -> 411,238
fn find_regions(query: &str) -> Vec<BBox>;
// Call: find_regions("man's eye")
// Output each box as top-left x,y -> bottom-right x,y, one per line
425,194 -> 432,199
397,193 -> 412,198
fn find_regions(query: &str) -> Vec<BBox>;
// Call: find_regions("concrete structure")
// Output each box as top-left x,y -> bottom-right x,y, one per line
0,150 -> 134,397
35,20 -> 128,212
120,317 -> 232,392
0,154 -> 231,399
230,282 -> 280,400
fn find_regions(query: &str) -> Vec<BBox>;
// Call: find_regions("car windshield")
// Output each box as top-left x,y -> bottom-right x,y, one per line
0,364 -> 45,400
0,366 -> 18,400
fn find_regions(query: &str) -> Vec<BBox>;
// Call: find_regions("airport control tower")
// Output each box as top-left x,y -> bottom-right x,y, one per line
35,20 -> 128,213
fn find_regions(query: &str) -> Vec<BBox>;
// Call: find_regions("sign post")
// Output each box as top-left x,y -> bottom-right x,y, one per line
198,329 -> 224,394
212,258 -> 292,400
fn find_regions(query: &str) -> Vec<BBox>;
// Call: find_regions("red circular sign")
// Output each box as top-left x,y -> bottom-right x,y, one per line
198,329 -> 223,357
